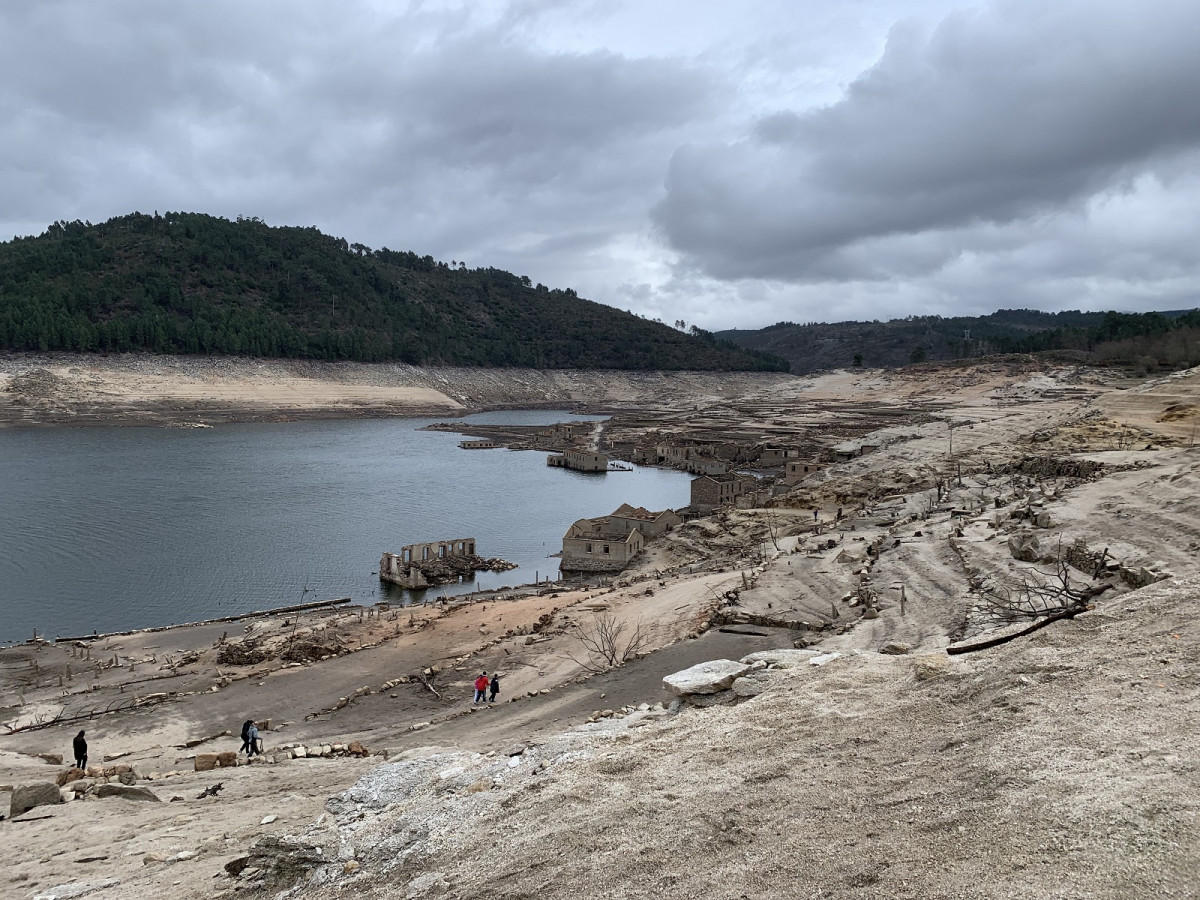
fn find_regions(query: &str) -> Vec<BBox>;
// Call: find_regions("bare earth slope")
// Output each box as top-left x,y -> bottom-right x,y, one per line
2,360 -> 1199,900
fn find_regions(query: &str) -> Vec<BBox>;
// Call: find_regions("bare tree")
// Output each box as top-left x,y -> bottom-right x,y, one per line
563,614 -> 647,673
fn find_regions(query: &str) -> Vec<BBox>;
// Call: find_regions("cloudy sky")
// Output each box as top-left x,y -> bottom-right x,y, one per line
4,0 -> 1200,330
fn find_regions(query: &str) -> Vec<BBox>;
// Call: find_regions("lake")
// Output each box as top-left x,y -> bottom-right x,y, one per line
0,413 -> 691,644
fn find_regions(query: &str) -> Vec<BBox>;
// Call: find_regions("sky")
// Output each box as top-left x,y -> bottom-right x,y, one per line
3,0 -> 1200,331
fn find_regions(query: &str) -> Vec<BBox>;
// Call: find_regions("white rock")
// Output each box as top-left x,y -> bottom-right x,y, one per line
808,652 -> 842,667
260,814 -> 277,825
32,878 -> 120,899
663,659 -> 752,696
740,649 -> 821,669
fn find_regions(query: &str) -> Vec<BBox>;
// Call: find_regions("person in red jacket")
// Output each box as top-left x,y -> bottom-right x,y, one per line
473,671 -> 489,704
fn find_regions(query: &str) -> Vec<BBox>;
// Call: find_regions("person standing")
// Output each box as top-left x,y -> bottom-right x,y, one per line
488,673 -> 500,703
473,671 -> 489,704
73,730 -> 87,770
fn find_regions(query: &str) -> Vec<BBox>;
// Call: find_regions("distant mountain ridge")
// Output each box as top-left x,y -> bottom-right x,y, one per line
0,212 -> 786,372
718,308 -> 1200,374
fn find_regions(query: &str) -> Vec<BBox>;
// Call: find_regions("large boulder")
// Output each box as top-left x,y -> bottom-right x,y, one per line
194,753 -> 219,772
11,781 -> 63,817
217,751 -> 239,768
663,659 -> 752,696
1008,530 -> 1041,562
94,783 -> 161,802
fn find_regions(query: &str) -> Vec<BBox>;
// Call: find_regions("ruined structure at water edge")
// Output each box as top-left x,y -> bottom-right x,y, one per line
380,539 -> 516,589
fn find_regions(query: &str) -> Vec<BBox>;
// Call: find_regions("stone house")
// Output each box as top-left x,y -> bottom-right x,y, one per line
685,456 -> 729,476
547,448 -> 608,472
560,504 -> 680,572
783,460 -> 825,485
758,447 -> 802,465
690,473 -> 759,510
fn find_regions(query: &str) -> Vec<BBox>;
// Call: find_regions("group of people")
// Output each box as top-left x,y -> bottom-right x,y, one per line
240,719 -> 262,756
473,671 -> 500,703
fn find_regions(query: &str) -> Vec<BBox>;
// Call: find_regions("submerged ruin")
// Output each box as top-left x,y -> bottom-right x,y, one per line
379,539 -> 516,589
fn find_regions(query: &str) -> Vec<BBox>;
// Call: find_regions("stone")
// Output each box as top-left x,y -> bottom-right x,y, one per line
1008,530 -> 1041,562
261,814 -> 278,825
879,641 -> 911,655
913,653 -> 951,680
165,850 -> 197,863
739,649 -> 819,669
862,607 -> 880,620
347,741 -> 368,757
35,753 -> 64,766
194,753 -> 219,772
11,781 -> 63,817
663,659 -> 752,696
118,772 -> 138,785
216,751 -> 238,768
30,877 -> 119,899
731,673 -> 772,699
94,783 -> 161,802
56,767 -> 87,787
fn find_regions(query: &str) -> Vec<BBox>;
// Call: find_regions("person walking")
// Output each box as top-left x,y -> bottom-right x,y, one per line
73,730 -> 88,770
473,671 -> 489,704
488,673 -> 500,703
240,720 -> 255,754
246,721 -> 261,757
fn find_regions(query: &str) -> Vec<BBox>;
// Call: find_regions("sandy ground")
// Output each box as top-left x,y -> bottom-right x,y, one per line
3,358 -> 1200,899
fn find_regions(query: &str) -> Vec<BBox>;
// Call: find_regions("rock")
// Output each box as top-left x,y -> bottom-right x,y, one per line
29,877 -> 119,899
347,741 -> 368,757
913,653 -> 951,680
1008,530 -> 1041,562
739,649 -> 819,669
35,753 -> 64,766
663,659 -> 752,696
245,834 -> 325,882
879,641 -> 911,655
406,872 -> 451,899
261,814 -> 278,825
504,745 -> 526,757
216,751 -> 238,767
94,783 -> 161,802
144,853 -> 169,865
731,673 -> 772,699
194,753 -> 219,772
165,850 -> 197,863
1033,510 -> 1053,528
862,607 -> 880,620
224,857 -> 250,877
11,781 -> 63,817
56,767 -> 86,787
117,772 -> 137,785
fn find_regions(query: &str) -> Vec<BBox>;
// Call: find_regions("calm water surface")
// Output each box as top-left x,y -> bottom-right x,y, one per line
0,413 -> 690,643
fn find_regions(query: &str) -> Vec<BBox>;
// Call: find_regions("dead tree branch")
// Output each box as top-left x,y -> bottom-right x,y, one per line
562,614 -> 647,674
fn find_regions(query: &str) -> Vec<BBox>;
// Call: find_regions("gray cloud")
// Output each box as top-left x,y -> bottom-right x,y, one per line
655,0 -> 1200,285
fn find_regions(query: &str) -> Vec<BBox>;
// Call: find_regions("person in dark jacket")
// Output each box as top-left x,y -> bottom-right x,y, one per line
246,721 -> 261,757
240,720 -> 255,754
73,730 -> 87,770
488,673 -> 500,703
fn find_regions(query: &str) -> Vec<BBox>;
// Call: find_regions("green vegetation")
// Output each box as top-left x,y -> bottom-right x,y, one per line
720,308 -> 1200,375
0,213 -> 787,372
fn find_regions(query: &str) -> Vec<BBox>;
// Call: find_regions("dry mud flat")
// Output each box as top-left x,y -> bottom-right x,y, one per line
2,360 -> 1200,899
0,354 -> 792,426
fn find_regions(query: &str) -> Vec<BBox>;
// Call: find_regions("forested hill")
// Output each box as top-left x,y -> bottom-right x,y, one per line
719,308 -> 1200,375
0,213 -> 786,371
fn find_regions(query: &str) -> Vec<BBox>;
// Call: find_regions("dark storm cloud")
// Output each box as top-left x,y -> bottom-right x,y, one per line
654,0 -> 1200,284
0,0 -> 715,266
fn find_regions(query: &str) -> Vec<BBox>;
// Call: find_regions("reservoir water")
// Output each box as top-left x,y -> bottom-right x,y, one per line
0,413 -> 691,644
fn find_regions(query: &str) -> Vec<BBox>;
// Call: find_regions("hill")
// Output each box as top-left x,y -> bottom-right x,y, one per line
0,213 -> 786,372
718,307 -> 1200,374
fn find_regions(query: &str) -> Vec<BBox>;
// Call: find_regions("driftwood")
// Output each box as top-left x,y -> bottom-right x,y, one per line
416,673 -> 442,700
197,782 -> 224,799
947,607 -> 1084,655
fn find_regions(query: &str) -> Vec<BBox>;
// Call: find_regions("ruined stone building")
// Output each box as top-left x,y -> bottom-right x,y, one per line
757,447 -> 802,465
380,539 -> 477,589
783,459 -> 825,485
690,472 -> 760,511
547,448 -> 608,472
560,505 -> 680,572
685,456 -> 729,476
